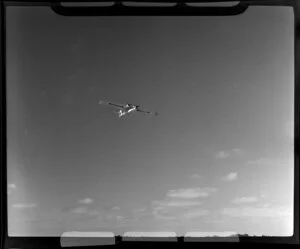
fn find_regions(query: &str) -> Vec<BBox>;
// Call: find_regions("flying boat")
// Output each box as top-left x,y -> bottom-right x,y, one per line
99,100 -> 158,118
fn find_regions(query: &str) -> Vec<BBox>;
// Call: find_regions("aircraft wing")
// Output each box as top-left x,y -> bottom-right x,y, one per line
137,109 -> 158,116
99,100 -> 124,108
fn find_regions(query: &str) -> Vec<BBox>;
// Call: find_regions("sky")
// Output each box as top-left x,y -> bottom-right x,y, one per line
6,5 -> 294,237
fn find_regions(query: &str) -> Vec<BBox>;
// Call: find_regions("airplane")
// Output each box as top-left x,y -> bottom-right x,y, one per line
99,100 -> 158,118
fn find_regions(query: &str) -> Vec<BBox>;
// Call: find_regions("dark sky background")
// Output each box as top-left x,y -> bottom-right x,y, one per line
6,5 -> 294,236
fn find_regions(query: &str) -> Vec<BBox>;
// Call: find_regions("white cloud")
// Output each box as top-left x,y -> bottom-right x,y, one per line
216,151 -> 230,159
12,203 -> 37,209
222,172 -> 238,181
215,149 -> 243,160
232,148 -> 243,155
132,207 -> 149,221
181,209 -> 211,219
152,204 -> 210,220
133,207 -> 148,213
150,187 -> 216,221
70,206 -> 103,216
232,196 -> 259,204
191,174 -> 201,179
152,193 -> 212,221
78,198 -> 93,204
153,212 -> 177,220
167,201 -> 203,207
246,157 -> 293,171
221,205 -> 293,218
8,183 -> 17,189
259,192 -> 267,199
257,203 -> 271,208
167,188 -> 217,199
112,206 -> 120,210
116,215 -> 124,221
71,206 -> 88,214
152,203 -> 178,220
104,214 -> 114,220
247,157 -> 274,165
153,200 -> 202,208
7,183 -> 17,195
246,157 -> 291,167
115,215 -> 132,226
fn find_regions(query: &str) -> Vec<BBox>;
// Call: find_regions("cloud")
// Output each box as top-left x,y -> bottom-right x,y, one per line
152,202 -> 210,221
8,183 -> 17,189
216,151 -> 230,159
151,190 -> 213,221
116,215 -> 124,221
215,149 -> 244,159
153,200 -> 202,208
64,199 -> 106,219
69,206 -> 103,217
151,202 -> 181,221
221,205 -> 293,218
132,207 -> 150,221
152,209 -> 177,220
246,157 -> 293,170
181,209 -> 211,219
167,201 -> 203,207
88,210 -> 102,216
259,192 -> 267,199
78,198 -> 93,204
167,188 -> 217,199
222,172 -> 238,181
232,148 -> 243,155
246,158 -> 274,165
232,196 -> 259,204
150,187 -> 216,221
246,157 -> 291,167
71,206 -> 89,214
111,206 -> 121,211
12,203 -> 37,209
7,183 -> 17,195
191,174 -> 201,179
133,207 -> 148,213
